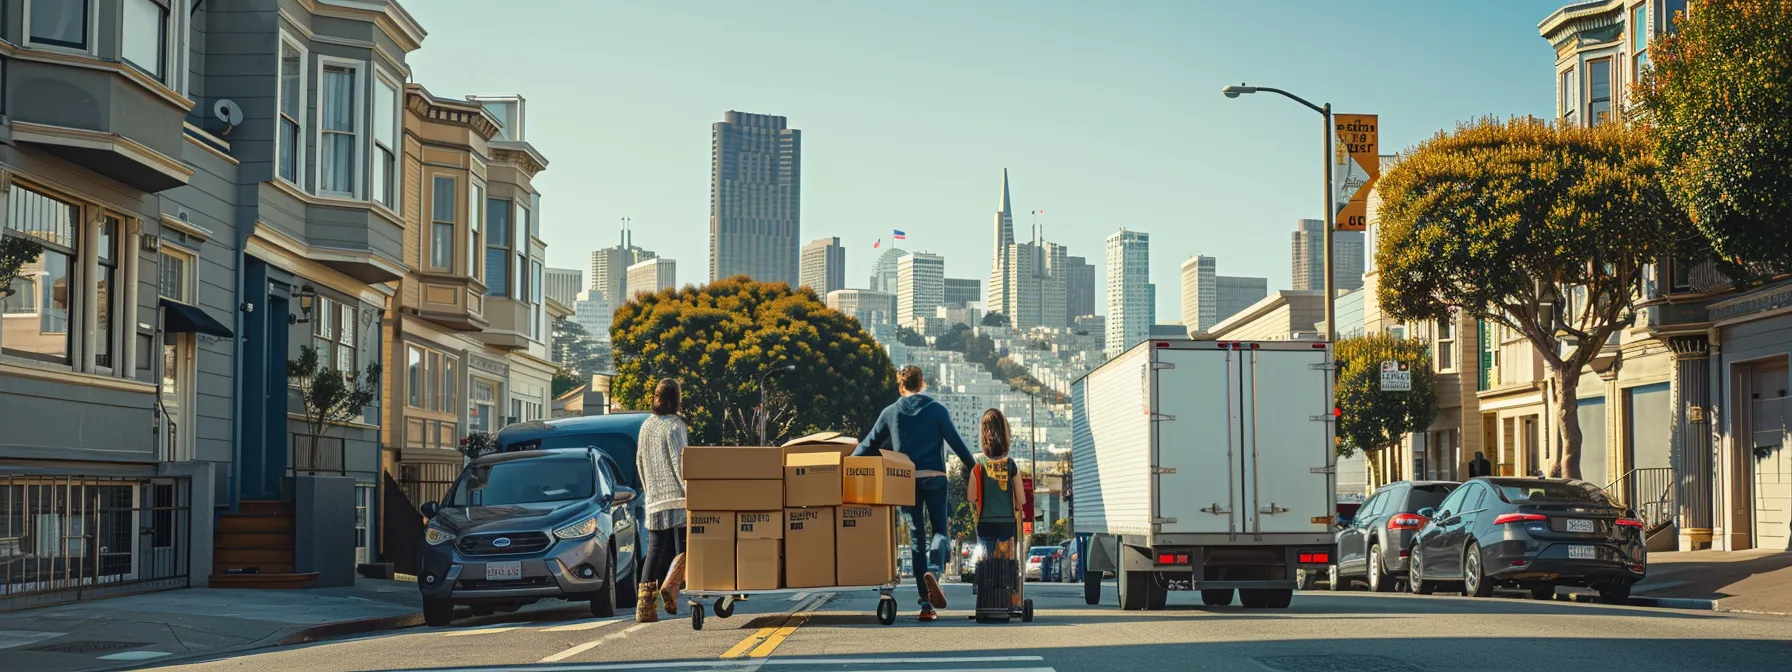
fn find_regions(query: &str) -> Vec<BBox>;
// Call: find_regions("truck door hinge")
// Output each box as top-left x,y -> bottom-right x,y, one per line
1258,503 -> 1290,515
1309,362 -> 1336,371
1151,517 -> 1179,525
1149,413 -> 1177,422
1310,466 -> 1337,474
1151,467 -> 1178,475
1151,362 -> 1176,370
1199,504 -> 1230,516
1309,414 -> 1336,422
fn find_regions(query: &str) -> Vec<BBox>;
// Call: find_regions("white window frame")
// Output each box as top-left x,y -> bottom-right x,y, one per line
314,55 -> 366,199
92,214 -> 124,375
23,0 -> 100,55
157,247 -> 195,304
514,203 -> 529,300
1434,317 -> 1457,373
468,177 -> 485,284
122,0 -> 175,83
372,67 -> 402,213
275,31 -> 308,190
428,173 -> 456,272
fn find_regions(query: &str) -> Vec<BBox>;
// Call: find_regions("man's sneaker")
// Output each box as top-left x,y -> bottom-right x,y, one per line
917,603 -> 938,622
922,573 -> 948,609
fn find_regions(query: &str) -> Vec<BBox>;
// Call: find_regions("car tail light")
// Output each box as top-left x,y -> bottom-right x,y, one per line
1493,513 -> 1548,525
1615,518 -> 1645,529
1388,513 -> 1428,530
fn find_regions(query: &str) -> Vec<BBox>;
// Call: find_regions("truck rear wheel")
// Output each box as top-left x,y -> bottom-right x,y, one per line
1083,568 -> 1102,605
1118,564 -> 1149,611
1146,577 -> 1168,610
1200,588 -> 1234,606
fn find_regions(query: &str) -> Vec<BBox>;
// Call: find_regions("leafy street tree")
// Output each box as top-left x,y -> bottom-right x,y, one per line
288,345 -> 380,470
981,312 -> 1009,327
1376,116 -> 1686,478
895,325 -> 928,347
1335,333 -> 1439,478
1636,0 -> 1792,279
609,276 -> 898,445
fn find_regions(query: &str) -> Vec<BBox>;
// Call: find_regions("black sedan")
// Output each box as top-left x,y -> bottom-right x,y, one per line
1407,478 -> 1646,603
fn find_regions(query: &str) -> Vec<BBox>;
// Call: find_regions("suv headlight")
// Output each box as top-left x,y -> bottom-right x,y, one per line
553,517 -> 599,540
425,525 -> 458,546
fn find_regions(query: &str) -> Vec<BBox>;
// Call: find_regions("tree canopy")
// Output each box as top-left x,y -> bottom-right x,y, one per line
1335,333 -> 1439,460
1636,0 -> 1792,279
609,276 -> 898,445
981,312 -> 1009,327
1375,116 -> 1686,478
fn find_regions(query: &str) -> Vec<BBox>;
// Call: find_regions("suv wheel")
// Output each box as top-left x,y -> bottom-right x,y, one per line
1367,545 -> 1391,593
589,548 -> 618,618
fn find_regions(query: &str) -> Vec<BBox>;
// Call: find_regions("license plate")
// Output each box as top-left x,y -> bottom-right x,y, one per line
485,561 -> 523,580
1568,545 -> 1597,560
1165,578 -> 1192,591
1566,519 -> 1596,533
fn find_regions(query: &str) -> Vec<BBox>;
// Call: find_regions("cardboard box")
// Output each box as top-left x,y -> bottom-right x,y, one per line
736,511 -> 783,539
843,450 -> 916,506
686,479 -> 784,512
687,512 -> 736,592
836,505 -> 898,587
736,539 -> 782,591
683,446 -> 784,480
781,432 -> 860,458
785,452 -> 844,507
783,507 -> 836,588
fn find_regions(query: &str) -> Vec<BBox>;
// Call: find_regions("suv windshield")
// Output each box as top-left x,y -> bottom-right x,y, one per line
448,456 -> 593,507
1491,480 -> 1610,505
510,433 -> 639,488
1402,484 -> 1457,511
1029,548 -> 1054,557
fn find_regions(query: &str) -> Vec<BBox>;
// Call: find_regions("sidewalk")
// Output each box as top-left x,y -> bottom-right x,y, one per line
1564,549 -> 1792,615
0,579 -> 422,672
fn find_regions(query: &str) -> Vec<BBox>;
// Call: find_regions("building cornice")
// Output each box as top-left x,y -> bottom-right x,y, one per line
406,84 -> 503,140
490,141 -> 549,177
300,0 -> 428,53
1539,0 -> 1627,41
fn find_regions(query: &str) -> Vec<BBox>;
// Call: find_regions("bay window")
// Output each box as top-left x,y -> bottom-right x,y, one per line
430,177 -> 455,270
485,199 -> 511,296
2,185 -> 78,364
373,74 -> 400,210
123,0 -> 169,80
28,0 -> 88,50
277,38 -> 305,185
319,63 -> 360,196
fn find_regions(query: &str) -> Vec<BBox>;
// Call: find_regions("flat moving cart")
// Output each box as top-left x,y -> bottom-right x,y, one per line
684,581 -> 903,630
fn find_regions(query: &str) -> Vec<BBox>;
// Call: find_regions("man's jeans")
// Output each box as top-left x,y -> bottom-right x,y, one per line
904,476 -> 950,601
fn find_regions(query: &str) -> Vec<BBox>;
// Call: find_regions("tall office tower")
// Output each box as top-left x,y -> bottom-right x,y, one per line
625,258 -> 677,300
944,278 -> 981,308
1180,256 -> 1271,332
1215,276 -> 1269,324
545,268 -> 582,309
799,237 -> 846,295
1291,218 -> 1365,293
1065,255 -> 1096,324
896,252 -> 945,326
590,224 -> 656,307
1105,229 -> 1151,356
868,245 -> 909,294
986,169 -> 1015,314
711,111 -> 801,286
827,289 -> 897,330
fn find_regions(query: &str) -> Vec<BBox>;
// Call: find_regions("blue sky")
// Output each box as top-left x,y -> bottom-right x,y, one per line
405,0 -> 1566,320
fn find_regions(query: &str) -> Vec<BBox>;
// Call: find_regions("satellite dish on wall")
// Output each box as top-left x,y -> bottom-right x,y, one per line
213,99 -> 244,135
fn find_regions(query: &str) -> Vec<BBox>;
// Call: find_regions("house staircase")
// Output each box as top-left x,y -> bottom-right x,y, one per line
210,500 -> 319,589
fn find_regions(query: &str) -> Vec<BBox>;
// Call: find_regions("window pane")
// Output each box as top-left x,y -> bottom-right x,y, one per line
1,246 -> 72,363
432,177 -> 455,268
373,148 -> 392,207
278,44 -> 302,183
29,0 -> 87,49
6,185 -> 78,249
1588,60 -> 1612,124
95,218 -> 119,369
486,199 -> 511,296
487,254 -> 509,296
427,352 -> 441,411
322,133 -> 355,193
339,303 -> 355,346
321,66 -> 357,193
1633,6 -> 1647,50
444,357 -> 458,413
487,199 -> 510,245
158,252 -> 187,302
123,0 -> 166,77
323,67 -> 355,132
280,120 -> 301,183
374,79 -> 397,146
469,184 -> 483,281
407,347 -> 422,408
433,223 -> 454,269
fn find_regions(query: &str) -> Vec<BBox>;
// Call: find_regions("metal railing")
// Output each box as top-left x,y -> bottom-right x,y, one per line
1602,467 -> 1675,535
290,434 -> 347,475
0,475 -> 191,610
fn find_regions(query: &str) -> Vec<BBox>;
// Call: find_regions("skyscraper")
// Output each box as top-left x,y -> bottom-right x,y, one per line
589,223 -> 656,324
985,171 -> 1071,331
626,258 -> 677,300
1180,255 -> 1269,332
545,267 -> 582,309
868,245 -> 909,294
896,252 -> 945,326
944,278 -> 981,308
799,237 -> 846,295
827,289 -> 897,331
1291,219 -> 1365,293
1065,255 -> 1096,324
986,169 -> 1016,313
711,111 -> 801,286
1106,229 -> 1151,356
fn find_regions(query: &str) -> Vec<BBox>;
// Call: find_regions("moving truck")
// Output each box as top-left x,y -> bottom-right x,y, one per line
1072,338 -> 1337,610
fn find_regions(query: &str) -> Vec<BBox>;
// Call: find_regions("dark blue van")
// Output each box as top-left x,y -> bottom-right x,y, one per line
493,413 -> 654,591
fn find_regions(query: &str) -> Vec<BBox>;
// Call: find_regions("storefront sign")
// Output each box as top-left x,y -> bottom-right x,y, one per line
468,354 -> 508,377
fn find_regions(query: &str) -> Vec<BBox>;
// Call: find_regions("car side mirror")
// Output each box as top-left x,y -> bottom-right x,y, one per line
1416,507 -> 1436,519
610,486 -> 638,506
421,501 -> 440,518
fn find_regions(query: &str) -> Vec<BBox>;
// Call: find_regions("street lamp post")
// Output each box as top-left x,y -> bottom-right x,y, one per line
756,364 -> 796,445
1222,83 -> 1337,344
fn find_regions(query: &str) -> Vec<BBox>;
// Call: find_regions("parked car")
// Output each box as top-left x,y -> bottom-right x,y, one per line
1024,546 -> 1061,582
958,542 -> 984,583
1059,540 -> 1080,583
1407,477 -> 1647,602
416,448 -> 640,626
1331,480 -> 1460,592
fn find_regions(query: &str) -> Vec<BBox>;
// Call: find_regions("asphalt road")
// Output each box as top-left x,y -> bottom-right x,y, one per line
152,579 -> 1792,672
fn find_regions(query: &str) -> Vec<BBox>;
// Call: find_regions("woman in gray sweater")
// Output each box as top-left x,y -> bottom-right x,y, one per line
635,379 -> 688,621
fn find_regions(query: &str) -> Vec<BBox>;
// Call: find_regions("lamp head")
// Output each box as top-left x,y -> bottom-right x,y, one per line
1222,84 -> 1258,98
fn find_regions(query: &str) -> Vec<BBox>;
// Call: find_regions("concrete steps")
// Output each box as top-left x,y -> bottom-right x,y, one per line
210,500 -> 318,589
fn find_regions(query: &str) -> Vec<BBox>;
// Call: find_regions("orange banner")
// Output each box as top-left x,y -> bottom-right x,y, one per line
1332,114 -> 1380,232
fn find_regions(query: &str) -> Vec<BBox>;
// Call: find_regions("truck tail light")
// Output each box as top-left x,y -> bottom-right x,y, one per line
1298,552 -> 1331,564
1157,553 -> 1189,564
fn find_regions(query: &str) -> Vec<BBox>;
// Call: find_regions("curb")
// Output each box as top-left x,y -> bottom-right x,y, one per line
1563,592 -> 1716,610
275,611 -> 426,646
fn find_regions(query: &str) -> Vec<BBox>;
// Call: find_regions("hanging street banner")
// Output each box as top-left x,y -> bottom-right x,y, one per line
1332,113 -> 1379,232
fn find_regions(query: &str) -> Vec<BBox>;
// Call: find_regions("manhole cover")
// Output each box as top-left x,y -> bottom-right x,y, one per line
1255,655 -> 1423,672
26,640 -> 152,654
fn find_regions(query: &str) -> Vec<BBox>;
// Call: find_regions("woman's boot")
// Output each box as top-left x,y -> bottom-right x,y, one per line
661,553 -> 686,615
636,580 -> 660,623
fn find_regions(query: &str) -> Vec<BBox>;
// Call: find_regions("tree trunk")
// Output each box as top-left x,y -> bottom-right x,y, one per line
1547,363 -> 1585,480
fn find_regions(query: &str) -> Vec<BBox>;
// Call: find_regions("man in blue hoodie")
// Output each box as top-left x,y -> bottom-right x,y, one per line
855,366 -> 976,621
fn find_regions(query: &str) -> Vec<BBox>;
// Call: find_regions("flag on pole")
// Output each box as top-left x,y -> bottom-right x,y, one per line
893,229 -> 907,240
873,238 -> 881,249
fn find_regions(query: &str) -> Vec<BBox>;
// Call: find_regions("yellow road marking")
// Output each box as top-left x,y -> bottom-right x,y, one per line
747,613 -> 809,658
720,625 -> 779,659
719,593 -> 830,659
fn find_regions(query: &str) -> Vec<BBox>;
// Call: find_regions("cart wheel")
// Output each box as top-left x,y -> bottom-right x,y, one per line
876,597 -> 897,626
1021,599 -> 1034,623
691,604 -> 706,631
715,597 -> 735,619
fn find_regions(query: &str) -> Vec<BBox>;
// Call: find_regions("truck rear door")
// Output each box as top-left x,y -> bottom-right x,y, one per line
1152,345 -> 1242,536
1238,344 -> 1335,536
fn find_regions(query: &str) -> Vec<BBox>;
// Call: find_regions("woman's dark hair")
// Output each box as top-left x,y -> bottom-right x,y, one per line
980,408 -> 1009,459
897,366 -> 926,393
651,378 -> 680,416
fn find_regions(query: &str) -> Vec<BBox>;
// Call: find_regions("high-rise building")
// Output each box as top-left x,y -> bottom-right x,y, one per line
799,237 -> 846,295
1105,229 -> 1151,356
590,223 -> 656,309
626,258 -> 677,300
1180,256 -> 1270,332
572,290 -> 612,337
986,170 -> 1017,314
1291,219 -> 1365,293
827,289 -> 897,330
711,111 -> 802,286
1065,255 -> 1096,323
944,278 -> 981,308
545,267 -> 582,309
984,171 -> 1070,330
868,246 -> 909,294
896,252 -> 945,326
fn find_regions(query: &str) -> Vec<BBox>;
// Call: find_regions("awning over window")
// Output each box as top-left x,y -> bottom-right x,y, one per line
161,299 -> 234,338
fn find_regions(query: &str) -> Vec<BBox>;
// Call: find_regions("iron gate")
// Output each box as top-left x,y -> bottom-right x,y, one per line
0,475 -> 191,610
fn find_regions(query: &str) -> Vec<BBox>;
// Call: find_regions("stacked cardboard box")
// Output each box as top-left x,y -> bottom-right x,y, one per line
684,446 -> 783,592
